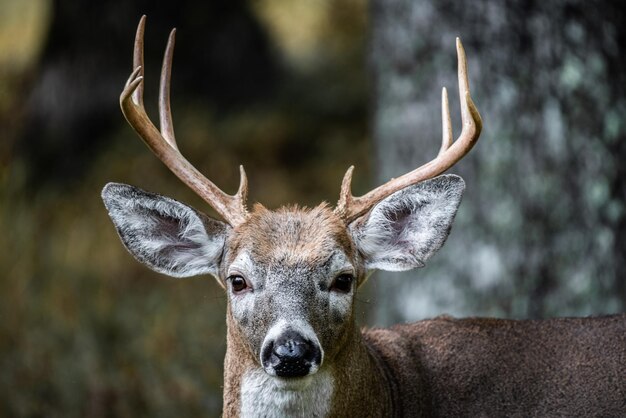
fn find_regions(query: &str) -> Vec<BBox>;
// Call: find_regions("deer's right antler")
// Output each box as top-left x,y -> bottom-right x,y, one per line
335,38 -> 482,223
120,16 -> 249,226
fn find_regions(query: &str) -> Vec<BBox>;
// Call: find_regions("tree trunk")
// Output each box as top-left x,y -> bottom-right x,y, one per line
368,0 -> 626,324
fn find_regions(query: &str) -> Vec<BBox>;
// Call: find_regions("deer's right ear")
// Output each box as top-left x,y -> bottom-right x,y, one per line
101,183 -> 229,279
349,175 -> 465,272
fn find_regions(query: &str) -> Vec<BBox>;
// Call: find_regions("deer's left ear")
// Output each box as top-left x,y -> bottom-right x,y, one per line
350,174 -> 465,272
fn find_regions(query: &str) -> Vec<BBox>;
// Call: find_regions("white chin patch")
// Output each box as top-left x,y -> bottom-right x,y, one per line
240,368 -> 334,418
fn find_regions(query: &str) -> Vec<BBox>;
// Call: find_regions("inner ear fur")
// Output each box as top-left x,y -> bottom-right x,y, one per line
349,174 -> 465,272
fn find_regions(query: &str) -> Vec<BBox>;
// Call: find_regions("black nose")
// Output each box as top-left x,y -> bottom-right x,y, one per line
262,330 -> 321,378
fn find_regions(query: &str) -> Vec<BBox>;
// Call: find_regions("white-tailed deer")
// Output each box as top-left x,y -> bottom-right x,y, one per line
102,17 -> 626,417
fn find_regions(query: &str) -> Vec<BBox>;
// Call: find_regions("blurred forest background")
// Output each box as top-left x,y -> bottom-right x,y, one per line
1,0 -> 624,416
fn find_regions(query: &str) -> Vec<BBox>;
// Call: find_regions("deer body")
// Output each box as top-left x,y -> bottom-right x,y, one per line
102,17 -> 626,417
365,315 -> 626,417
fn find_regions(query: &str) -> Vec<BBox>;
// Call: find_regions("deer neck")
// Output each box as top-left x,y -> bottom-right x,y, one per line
327,324 -> 395,416
222,311 -> 393,417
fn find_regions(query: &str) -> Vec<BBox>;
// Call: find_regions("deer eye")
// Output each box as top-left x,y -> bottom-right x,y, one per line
330,274 -> 353,293
228,275 -> 249,294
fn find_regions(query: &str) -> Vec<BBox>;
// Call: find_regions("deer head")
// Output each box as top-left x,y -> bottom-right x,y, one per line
102,16 -> 481,384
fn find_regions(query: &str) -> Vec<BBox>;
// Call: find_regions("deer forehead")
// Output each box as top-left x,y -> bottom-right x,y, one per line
226,203 -> 356,271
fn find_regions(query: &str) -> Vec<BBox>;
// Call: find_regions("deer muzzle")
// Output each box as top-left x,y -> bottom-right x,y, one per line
260,322 -> 323,378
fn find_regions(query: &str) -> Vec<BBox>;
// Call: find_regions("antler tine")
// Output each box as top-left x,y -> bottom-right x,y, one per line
439,87 -> 453,156
159,28 -> 178,151
336,37 -> 482,223
120,16 -> 249,226
131,15 -> 145,107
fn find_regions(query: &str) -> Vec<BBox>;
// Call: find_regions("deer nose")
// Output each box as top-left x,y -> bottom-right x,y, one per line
275,337 -> 308,359
262,330 -> 321,378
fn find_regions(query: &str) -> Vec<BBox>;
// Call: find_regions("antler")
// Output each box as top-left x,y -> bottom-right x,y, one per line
335,38 -> 482,223
120,16 -> 249,226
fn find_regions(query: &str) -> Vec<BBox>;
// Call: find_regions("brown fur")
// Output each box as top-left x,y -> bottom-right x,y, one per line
363,314 -> 626,417
226,203 -> 356,268
326,324 -> 396,417
223,308 -> 257,417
